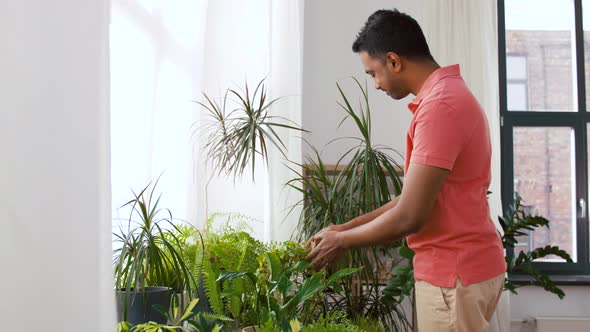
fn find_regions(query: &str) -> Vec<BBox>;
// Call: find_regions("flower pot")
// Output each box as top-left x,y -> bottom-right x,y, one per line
242,326 -> 259,332
116,286 -> 171,325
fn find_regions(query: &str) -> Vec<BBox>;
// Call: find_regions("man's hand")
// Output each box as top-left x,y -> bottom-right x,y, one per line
305,229 -> 347,270
305,224 -> 340,249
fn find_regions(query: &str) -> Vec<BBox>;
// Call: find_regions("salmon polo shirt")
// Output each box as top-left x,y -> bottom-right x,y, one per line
405,64 -> 506,288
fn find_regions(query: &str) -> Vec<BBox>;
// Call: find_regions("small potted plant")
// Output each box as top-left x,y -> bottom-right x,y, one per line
113,181 -> 198,325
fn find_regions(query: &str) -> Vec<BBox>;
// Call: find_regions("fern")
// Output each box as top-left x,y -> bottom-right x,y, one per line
302,312 -> 361,332
200,226 -> 265,329
203,251 -> 224,315
352,317 -> 386,332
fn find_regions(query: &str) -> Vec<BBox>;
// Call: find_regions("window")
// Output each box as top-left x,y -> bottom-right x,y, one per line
499,0 -> 590,277
506,55 -> 528,111
110,0 -> 206,239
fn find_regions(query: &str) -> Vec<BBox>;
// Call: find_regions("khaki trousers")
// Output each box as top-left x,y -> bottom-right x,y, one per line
415,274 -> 504,332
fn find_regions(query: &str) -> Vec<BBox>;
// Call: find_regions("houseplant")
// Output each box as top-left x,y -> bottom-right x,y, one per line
197,77 -> 306,181
287,78 -> 410,331
197,219 -> 266,330
113,181 -> 198,324
117,298 -> 226,332
500,193 -> 573,298
218,251 -> 360,331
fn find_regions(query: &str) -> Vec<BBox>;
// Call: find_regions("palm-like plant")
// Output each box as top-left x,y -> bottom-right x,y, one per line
113,181 -> 198,323
288,78 -> 409,331
197,77 -> 306,181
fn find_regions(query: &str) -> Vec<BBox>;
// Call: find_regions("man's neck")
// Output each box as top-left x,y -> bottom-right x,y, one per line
408,61 -> 441,96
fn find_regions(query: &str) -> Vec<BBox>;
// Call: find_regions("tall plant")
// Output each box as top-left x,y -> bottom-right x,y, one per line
113,181 -> 198,321
288,78 -> 410,331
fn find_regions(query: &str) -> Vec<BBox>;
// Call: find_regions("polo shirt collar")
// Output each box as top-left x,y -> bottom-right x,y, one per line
408,64 -> 461,113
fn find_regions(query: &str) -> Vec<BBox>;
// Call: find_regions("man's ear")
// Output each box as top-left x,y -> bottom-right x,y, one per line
386,52 -> 402,73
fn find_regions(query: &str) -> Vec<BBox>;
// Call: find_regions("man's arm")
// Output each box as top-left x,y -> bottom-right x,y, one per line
338,163 -> 448,248
306,163 -> 449,269
334,196 -> 401,231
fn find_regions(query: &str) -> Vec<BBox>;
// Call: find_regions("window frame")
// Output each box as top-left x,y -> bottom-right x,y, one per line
498,0 -> 590,280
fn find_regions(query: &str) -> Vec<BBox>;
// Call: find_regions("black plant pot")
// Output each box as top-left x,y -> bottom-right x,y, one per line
116,287 -> 171,325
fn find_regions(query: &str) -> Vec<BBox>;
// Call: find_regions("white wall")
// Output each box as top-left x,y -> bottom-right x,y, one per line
302,0 -> 417,164
0,1 -> 115,331
510,286 -> 590,331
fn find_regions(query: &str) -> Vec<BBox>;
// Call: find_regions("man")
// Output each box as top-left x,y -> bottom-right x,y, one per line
305,9 -> 506,332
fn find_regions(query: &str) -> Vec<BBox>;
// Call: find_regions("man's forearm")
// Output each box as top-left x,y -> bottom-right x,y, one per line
337,205 -> 418,249
335,196 -> 400,231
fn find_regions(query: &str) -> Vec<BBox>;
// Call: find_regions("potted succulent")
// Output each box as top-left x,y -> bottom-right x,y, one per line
113,181 -> 198,325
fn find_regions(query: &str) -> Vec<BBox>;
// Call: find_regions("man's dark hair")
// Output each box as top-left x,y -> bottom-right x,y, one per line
352,9 -> 434,62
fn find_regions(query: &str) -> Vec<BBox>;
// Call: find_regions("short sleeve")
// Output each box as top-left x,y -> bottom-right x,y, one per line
410,101 -> 468,171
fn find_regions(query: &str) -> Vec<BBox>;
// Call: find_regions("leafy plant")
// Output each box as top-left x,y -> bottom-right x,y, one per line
382,243 -> 415,306
218,250 -> 361,332
197,77 -> 306,181
118,299 -> 226,332
501,193 -> 573,299
301,312 -> 361,332
259,320 -> 283,332
145,224 -> 206,299
197,216 -> 266,330
287,78 -> 409,331
113,181 -> 199,321
259,313 -> 367,332
351,316 -> 386,332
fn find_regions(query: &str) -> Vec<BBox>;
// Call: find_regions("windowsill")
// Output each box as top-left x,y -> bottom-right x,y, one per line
509,274 -> 590,286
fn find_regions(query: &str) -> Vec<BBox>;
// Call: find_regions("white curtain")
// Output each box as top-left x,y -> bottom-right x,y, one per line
110,0 -> 208,227
111,0 -> 304,241
419,1 -> 510,331
194,0 -> 305,241
268,0 -> 305,241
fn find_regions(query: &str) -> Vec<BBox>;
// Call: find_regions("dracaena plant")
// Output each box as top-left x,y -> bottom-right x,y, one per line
287,78 -> 409,331
113,180 -> 199,320
196,77 -> 306,181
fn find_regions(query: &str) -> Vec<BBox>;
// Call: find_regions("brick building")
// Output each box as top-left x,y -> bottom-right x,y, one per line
506,30 -> 582,261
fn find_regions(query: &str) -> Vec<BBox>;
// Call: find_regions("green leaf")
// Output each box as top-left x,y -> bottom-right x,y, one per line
118,321 -> 132,332
398,246 -> 415,260
326,267 -> 362,287
177,299 -> 199,323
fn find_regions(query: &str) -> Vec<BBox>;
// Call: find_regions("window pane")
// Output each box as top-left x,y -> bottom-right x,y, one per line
513,127 -> 577,262
507,55 -> 527,80
505,0 -> 577,112
507,82 -> 528,110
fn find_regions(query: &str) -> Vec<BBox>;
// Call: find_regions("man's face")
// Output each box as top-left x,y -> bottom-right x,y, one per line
359,51 -> 409,100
